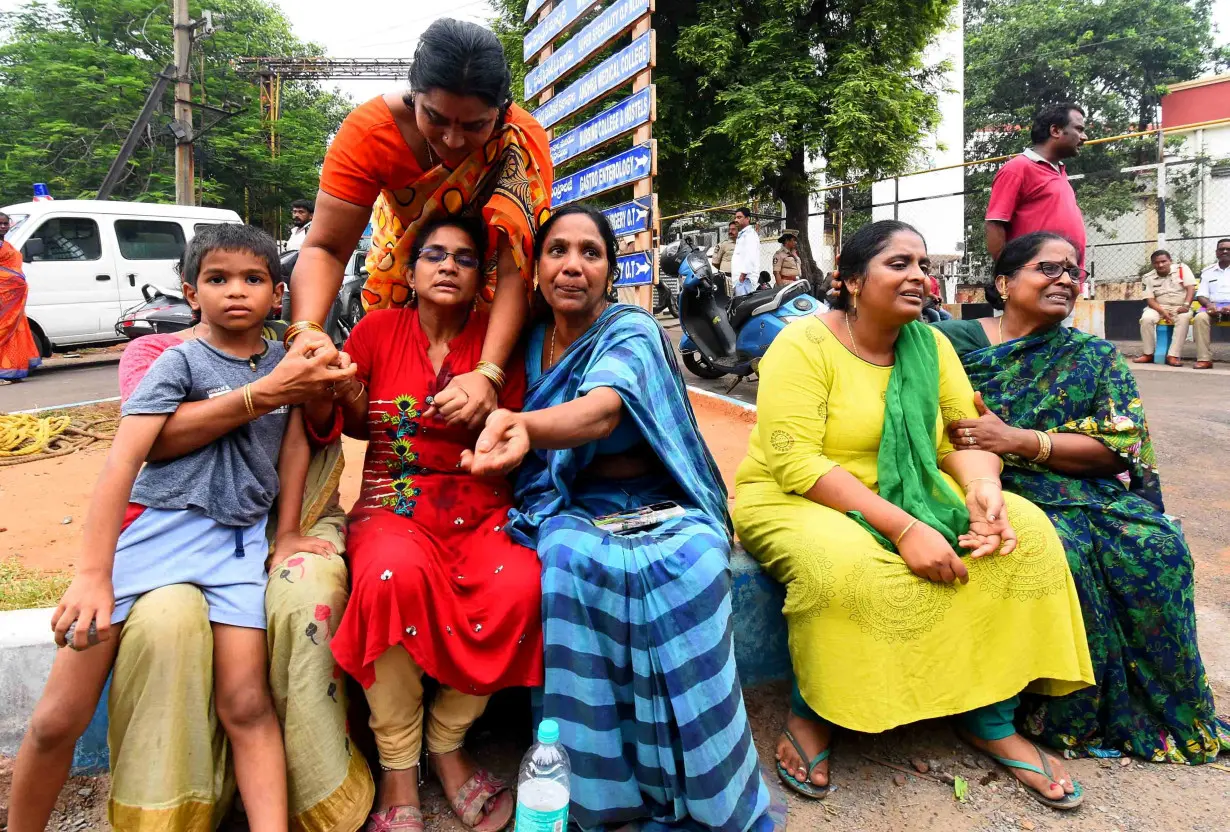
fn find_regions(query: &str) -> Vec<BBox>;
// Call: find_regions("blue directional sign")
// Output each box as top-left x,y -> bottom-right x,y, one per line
550,88 -> 653,167
523,0 -> 601,61
524,0 -> 550,23
532,31 -> 653,129
552,142 -> 654,206
525,0 -> 650,99
615,251 -> 654,287
602,197 -> 652,238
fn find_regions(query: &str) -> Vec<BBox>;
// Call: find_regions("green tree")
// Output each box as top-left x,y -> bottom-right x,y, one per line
494,0 -> 959,278
0,0 -> 349,235
964,0 -> 1225,261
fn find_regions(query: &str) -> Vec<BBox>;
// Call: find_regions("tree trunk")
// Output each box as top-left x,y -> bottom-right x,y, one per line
773,146 -> 823,286
1136,85 -> 1154,167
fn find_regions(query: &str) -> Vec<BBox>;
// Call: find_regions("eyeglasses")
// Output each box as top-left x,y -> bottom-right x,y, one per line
418,246 -> 480,270
1021,261 -> 1089,282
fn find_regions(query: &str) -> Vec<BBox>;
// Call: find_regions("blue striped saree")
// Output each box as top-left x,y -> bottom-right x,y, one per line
507,305 -> 772,831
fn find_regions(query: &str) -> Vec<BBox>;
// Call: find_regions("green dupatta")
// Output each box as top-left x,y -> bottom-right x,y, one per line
852,321 -> 969,550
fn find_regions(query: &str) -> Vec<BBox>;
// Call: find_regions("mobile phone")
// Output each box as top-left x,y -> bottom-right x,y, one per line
593,501 -> 686,534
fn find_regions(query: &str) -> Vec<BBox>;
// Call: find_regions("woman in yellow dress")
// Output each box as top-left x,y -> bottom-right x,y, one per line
733,220 -> 1095,811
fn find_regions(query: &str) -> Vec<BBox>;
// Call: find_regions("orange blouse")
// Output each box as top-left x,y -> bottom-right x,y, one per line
320,97 -> 551,209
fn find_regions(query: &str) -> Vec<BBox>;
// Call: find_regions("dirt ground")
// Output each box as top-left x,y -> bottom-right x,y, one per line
2,375 -> 1229,830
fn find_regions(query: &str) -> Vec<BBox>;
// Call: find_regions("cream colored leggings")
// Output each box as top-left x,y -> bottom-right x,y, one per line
364,645 -> 490,770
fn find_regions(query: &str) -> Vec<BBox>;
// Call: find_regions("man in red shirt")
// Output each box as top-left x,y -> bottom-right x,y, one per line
985,104 -> 1088,268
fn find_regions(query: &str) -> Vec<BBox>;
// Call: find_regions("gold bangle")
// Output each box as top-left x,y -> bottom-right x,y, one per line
964,476 -> 1000,488
347,381 -> 366,403
242,384 -> 257,419
283,320 -> 325,347
474,360 -> 506,391
1030,430 -> 1053,463
894,519 -> 920,548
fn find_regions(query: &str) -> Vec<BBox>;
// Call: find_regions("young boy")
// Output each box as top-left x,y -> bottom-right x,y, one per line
8,224 -> 345,832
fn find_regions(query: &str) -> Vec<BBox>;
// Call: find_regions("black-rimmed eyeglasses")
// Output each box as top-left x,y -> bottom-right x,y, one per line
1021,261 -> 1089,282
417,246 -> 480,270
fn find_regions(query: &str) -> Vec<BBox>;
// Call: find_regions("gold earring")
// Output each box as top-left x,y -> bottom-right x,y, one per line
850,289 -> 858,313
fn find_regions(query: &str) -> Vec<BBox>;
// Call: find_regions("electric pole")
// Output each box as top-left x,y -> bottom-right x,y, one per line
173,0 -> 194,205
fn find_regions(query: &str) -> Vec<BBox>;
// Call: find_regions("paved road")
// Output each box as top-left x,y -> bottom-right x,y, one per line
0,360 -> 123,412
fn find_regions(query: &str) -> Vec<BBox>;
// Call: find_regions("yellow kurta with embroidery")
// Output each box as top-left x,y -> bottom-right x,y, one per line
733,317 -> 1094,733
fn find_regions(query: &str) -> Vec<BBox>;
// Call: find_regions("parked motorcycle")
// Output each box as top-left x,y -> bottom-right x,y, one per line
116,249 -> 364,345
660,239 -> 823,381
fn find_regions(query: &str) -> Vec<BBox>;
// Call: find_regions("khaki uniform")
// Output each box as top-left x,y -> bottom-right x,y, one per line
712,239 -> 736,273
772,247 -> 803,283
1140,263 -> 1196,358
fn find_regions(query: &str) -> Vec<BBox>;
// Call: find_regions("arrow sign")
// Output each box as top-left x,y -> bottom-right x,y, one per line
525,0 -> 650,99
533,31 -> 654,129
602,197 -> 652,238
523,0 -> 602,61
615,251 -> 654,287
552,142 -> 655,206
550,87 -> 653,167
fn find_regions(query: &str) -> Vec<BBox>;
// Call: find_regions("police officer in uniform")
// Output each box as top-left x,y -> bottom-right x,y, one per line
711,220 -> 738,276
772,229 -> 803,285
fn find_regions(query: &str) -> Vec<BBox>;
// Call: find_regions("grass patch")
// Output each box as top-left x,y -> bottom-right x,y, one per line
0,557 -> 71,611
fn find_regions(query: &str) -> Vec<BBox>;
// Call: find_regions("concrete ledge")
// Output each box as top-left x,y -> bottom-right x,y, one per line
1,553 -> 793,776
729,547 -> 791,687
0,607 -> 110,773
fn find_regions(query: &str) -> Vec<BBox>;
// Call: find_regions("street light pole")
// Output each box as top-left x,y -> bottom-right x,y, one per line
173,0 -> 194,205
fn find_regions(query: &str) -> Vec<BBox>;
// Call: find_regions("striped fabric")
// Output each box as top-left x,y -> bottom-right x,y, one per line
508,305 -> 772,831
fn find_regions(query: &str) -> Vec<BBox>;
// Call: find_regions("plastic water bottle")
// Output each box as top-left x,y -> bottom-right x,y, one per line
514,719 -> 570,831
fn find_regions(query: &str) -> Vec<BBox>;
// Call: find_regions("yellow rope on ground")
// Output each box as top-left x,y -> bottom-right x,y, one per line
0,413 -> 72,456
0,413 -> 117,465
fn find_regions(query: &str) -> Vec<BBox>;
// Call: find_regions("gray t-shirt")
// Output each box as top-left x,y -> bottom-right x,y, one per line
123,338 -> 290,527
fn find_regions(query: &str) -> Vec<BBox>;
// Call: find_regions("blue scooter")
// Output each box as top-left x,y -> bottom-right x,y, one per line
660,239 -> 823,383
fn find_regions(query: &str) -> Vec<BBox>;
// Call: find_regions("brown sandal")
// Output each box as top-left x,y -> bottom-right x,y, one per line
363,805 -> 425,832
451,769 -> 514,832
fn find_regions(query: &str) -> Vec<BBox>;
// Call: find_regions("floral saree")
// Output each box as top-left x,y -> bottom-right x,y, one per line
938,319 -> 1230,763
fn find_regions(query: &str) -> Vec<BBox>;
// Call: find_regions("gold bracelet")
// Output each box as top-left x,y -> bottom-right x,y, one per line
283,320 -> 326,347
242,384 -> 257,419
1030,430 -> 1053,463
894,519 -> 920,548
474,360 -> 506,391
964,476 -> 1000,488
347,381 -> 366,403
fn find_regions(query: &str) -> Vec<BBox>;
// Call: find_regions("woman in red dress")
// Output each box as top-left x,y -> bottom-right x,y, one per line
307,216 -> 542,832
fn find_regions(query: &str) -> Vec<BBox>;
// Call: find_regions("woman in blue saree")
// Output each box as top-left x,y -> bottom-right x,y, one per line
935,231 -> 1230,764
463,204 -> 774,831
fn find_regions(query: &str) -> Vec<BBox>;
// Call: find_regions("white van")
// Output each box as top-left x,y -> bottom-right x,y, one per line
1,200 -> 241,353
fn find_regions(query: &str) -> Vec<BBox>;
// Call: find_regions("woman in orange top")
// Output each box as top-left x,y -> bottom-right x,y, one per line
0,211 -> 43,383
291,18 -> 553,429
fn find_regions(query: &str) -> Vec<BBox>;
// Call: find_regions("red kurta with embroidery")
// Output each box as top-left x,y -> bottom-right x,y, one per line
330,307 -> 543,694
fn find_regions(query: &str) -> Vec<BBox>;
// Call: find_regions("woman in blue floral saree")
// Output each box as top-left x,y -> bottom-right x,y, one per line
463,205 -> 774,831
935,231 -> 1230,764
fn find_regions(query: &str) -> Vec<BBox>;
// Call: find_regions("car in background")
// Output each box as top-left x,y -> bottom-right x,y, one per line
2,199 -> 241,355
